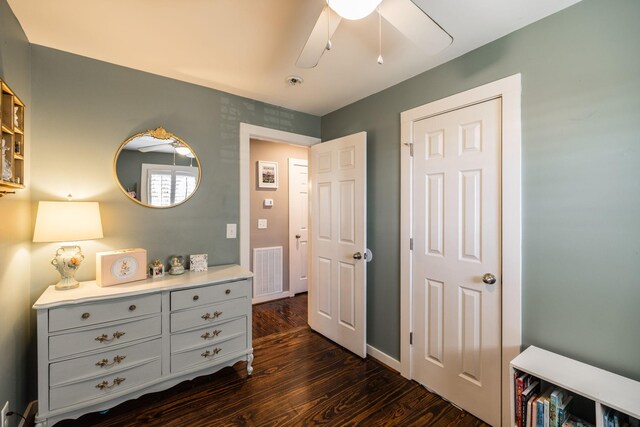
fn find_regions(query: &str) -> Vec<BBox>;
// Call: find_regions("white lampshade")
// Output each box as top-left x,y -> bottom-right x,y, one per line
328,0 -> 382,20
33,201 -> 104,243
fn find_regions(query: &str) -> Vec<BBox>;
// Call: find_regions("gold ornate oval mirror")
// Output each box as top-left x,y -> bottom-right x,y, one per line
114,127 -> 201,208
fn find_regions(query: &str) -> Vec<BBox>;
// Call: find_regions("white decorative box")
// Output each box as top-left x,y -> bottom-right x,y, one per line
96,248 -> 148,287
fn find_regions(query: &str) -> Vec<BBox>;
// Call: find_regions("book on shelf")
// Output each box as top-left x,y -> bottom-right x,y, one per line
527,392 -> 539,427
562,414 -> 594,427
515,371 -> 531,427
556,395 -> 573,426
603,407 -> 639,427
522,381 -> 540,427
550,388 -> 567,427
536,387 -> 554,427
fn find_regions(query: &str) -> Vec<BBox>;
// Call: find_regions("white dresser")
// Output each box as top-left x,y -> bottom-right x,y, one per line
33,264 -> 253,427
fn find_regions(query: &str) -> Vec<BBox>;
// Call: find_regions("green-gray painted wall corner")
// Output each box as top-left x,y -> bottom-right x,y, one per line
0,0 -> 31,419
321,0 -> 640,381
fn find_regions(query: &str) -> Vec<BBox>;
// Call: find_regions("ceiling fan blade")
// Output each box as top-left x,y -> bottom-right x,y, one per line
139,143 -> 171,153
378,0 -> 453,55
296,6 -> 342,69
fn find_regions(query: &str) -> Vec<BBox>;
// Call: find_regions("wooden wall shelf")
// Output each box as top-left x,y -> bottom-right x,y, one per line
1,79 -> 26,193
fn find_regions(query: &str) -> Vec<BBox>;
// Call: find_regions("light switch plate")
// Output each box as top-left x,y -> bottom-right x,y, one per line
257,219 -> 267,229
264,198 -> 274,207
226,223 -> 237,239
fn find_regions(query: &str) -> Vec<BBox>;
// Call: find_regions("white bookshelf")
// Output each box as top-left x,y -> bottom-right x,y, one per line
510,346 -> 640,427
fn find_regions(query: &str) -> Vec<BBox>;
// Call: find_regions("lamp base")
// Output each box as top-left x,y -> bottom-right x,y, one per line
55,276 -> 80,290
51,245 -> 85,291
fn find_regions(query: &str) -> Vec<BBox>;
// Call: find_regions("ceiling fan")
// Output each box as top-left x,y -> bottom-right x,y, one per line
138,138 -> 193,157
296,0 -> 453,68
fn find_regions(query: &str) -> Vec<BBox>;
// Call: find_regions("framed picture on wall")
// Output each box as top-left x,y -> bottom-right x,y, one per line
258,161 -> 278,189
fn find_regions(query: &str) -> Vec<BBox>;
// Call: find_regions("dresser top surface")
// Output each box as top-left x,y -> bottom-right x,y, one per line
34,264 -> 253,309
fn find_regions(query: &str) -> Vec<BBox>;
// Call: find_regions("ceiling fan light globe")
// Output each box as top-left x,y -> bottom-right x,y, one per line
328,0 -> 382,20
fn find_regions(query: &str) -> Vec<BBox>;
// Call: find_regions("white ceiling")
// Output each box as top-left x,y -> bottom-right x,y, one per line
8,0 -> 581,116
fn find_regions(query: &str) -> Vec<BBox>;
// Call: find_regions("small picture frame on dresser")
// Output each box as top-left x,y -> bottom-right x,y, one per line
149,259 -> 165,278
190,254 -> 208,272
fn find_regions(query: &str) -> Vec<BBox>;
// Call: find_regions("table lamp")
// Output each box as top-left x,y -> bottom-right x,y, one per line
33,201 -> 104,290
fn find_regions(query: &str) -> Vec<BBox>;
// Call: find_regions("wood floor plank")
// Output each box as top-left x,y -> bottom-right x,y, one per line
54,294 -> 489,427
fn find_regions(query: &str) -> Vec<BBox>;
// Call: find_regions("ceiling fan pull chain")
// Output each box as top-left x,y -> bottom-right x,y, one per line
326,4 -> 333,51
377,7 -> 384,65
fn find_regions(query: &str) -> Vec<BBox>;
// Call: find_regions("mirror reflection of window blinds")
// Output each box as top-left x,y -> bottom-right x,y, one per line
149,171 -> 173,207
174,172 -> 197,204
141,163 -> 198,206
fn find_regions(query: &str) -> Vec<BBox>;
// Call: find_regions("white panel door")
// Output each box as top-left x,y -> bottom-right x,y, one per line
412,98 -> 501,425
309,132 -> 367,358
289,158 -> 309,294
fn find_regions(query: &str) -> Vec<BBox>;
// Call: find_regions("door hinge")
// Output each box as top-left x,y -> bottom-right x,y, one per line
410,332 -> 413,345
409,143 -> 414,157
410,238 -> 413,250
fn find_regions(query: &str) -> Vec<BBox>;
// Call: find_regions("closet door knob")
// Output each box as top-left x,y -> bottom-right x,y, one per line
482,273 -> 497,285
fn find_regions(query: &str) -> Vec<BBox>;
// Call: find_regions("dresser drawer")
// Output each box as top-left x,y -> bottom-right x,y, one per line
171,298 -> 247,333
50,358 -> 161,411
171,317 -> 246,353
170,334 -> 246,373
50,338 -> 161,386
171,279 -> 250,311
49,293 -> 161,332
49,315 -> 161,360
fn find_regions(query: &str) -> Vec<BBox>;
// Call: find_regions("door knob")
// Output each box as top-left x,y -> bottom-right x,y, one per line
295,234 -> 301,239
482,273 -> 497,285
353,252 -> 362,260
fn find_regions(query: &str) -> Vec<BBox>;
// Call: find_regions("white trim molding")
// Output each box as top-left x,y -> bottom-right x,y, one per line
367,345 -> 402,372
252,291 -> 295,305
239,123 -> 320,272
399,74 -> 522,427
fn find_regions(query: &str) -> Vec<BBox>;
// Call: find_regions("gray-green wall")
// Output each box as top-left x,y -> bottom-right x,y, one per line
322,0 -> 640,381
30,45 -> 320,300
0,0 -> 31,421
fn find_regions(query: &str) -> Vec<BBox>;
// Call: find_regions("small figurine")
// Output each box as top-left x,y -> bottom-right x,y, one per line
149,259 -> 165,278
169,256 -> 185,275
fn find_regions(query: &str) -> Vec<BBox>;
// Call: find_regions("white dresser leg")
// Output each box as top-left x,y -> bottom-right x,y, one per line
247,353 -> 254,375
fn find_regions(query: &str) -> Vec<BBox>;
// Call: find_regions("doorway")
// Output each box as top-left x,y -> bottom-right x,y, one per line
400,74 -> 522,426
241,125 -> 319,304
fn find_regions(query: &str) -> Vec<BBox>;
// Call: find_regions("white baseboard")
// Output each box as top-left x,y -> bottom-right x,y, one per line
366,344 -> 401,372
252,291 -> 294,305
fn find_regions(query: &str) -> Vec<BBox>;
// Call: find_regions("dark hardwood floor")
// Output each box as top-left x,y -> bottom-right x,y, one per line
55,294 -> 489,427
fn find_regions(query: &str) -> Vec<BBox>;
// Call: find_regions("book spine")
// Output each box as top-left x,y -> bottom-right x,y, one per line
544,399 -> 550,427
517,377 -> 526,427
537,399 -> 545,427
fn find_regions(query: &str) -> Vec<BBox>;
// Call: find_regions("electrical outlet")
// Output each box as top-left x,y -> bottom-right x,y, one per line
1,401 -> 9,427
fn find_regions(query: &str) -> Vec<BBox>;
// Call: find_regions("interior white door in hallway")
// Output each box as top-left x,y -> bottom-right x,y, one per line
412,98 -> 501,426
289,158 -> 309,295
309,132 -> 367,358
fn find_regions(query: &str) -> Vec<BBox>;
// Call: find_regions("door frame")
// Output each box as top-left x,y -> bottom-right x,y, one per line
239,123 -> 320,300
399,74 -> 522,426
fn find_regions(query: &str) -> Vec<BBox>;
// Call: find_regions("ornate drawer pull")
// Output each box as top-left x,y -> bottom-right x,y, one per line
95,377 -> 125,389
95,331 -> 126,343
193,295 -> 199,301
81,312 -> 91,320
225,289 -> 231,295
201,311 -> 223,321
95,355 -> 127,368
201,330 -> 222,340
201,348 -> 222,358
129,305 -> 137,311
